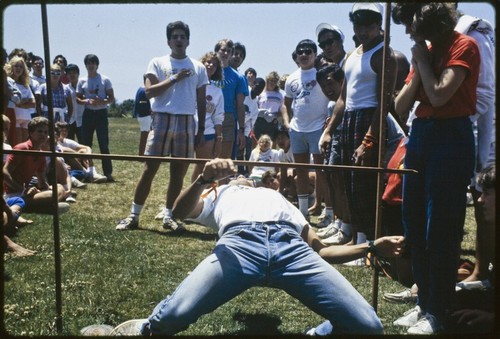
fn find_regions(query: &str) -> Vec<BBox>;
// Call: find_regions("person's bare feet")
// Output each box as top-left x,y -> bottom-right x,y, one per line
4,236 -> 36,257
17,216 -> 34,226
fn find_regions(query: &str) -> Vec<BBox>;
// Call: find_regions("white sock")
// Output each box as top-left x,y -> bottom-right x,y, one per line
89,166 -> 96,175
131,202 -> 143,217
164,208 -> 172,219
298,194 -> 309,216
356,232 -> 367,245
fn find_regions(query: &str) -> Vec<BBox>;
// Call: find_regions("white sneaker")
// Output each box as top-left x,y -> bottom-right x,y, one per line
109,319 -> 148,336
322,230 -> 350,245
316,214 -> 333,228
317,219 -> 341,238
393,305 -> 423,327
407,314 -> 440,334
316,208 -> 326,222
57,202 -> 70,214
383,289 -> 417,303
154,209 -> 164,220
65,194 -> 77,203
163,217 -> 186,232
71,176 -> 87,188
91,173 -> 107,184
342,258 -> 366,266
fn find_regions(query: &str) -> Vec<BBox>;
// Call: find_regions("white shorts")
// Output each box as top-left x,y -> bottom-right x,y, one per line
137,115 -> 152,132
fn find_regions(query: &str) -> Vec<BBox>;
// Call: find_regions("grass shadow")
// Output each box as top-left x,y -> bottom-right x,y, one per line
233,311 -> 282,335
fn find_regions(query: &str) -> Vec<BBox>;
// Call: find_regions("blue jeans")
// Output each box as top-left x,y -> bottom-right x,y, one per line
81,108 -> 112,177
403,117 -> 474,321
141,222 -> 382,335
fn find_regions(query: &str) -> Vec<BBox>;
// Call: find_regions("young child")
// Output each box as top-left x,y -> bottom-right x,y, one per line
248,134 -> 280,185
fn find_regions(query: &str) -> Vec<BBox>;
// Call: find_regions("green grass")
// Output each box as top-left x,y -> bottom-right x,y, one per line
3,118 -> 478,336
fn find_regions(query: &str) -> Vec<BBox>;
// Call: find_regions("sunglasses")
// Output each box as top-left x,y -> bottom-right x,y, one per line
51,71 -> 61,76
319,38 -> 337,49
296,48 -> 313,56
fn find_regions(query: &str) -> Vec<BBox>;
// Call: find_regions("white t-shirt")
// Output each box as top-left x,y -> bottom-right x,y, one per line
248,148 -> 280,178
194,82 -> 224,135
58,137 -> 80,150
278,147 -> 294,163
193,184 -> 307,236
146,55 -> 209,114
67,83 -> 85,126
243,87 -> 259,136
257,90 -> 284,114
11,80 -> 35,120
285,67 -> 328,132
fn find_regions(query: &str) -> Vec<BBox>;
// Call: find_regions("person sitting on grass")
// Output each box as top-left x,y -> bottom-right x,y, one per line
2,197 -> 35,257
3,116 -> 69,214
54,121 -> 107,183
247,134 -> 280,185
113,158 -> 404,336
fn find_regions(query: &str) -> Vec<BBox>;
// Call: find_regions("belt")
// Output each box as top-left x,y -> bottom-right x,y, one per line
221,221 -> 298,236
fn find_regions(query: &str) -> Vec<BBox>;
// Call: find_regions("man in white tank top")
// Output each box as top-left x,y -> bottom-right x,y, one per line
319,2 -> 397,246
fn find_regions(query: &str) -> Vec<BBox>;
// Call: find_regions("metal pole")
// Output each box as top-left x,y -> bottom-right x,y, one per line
40,2 -> 63,333
371,1 -> 393,311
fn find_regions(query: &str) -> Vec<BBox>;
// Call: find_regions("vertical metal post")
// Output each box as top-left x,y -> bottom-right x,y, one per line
40,2 -> 63,333
371,1 -> 393,311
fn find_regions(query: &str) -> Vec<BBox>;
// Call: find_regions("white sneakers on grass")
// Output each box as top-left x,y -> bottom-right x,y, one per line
394,305 -> 441,334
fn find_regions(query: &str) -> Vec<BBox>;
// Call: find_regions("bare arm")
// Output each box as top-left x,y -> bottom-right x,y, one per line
282,97 -> 293,130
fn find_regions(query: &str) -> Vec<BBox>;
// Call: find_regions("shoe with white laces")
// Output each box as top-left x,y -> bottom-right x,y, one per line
393,305 -> 423,327
407,314 -> 441,334
322,230 -> 351,245
163,217 -> 186,232
116,215 -> 139,230
317,219 -> 341,238
383,289 -> 417,303
316,214 -> 333,228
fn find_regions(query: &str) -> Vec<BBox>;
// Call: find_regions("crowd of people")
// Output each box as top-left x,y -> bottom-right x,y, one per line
2,2 -> 495,335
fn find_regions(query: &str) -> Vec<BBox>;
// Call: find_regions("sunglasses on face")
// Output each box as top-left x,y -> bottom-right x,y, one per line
296,48 -> 313,56
319,38 -> 337,49
51,71 -> 61,76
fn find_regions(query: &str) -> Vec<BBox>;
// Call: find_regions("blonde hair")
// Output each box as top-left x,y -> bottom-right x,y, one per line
254,134 -> 273,155
266,71 -> 280,92
4,56 -> 30,87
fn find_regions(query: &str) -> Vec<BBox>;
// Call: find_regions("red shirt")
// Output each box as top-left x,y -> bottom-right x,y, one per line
406,32 -> 480,119
4,140 -> 46,194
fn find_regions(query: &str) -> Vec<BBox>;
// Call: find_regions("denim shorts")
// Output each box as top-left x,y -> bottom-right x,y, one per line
289,128 -> 323,154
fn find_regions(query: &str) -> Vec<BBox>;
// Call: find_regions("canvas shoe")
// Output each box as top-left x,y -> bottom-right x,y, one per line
58,202 -> 70,214
322,230 -> 350,245
80,324 -> 114,336
91,173 -> 107,183
71,176 -> 87,188
109,319 -> 148,336
383,289 -> 417,303
393,305 -> 423,327
65,193 -> 77,203
317,219 -> 341,238
342,258 -> 366,266
116,215 -> 139,230
316,214 -> 333,228
163,217 -> 186,232
407,314 -> 441,334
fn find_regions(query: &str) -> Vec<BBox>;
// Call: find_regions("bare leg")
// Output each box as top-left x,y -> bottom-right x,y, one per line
4,235 -> 36,257
166,162 -> 189,209
132,160 -> 162,205
139,131 -> 149,156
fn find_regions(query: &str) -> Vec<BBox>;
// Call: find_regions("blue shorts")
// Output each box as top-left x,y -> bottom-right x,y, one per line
289,128 -> 323,154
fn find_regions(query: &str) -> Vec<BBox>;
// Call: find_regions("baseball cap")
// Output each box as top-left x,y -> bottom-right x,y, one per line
351,2 -> 384,15
315,23 -> 345,42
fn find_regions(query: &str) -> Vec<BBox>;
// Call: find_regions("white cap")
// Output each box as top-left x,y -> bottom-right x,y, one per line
351,2 -> 383,15
315,23 -> 345,42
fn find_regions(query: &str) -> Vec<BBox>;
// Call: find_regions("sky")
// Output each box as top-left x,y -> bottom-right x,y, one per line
2,2 -> 496,103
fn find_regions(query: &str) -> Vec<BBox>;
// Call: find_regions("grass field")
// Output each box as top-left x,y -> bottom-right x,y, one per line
2,117 -> 478,336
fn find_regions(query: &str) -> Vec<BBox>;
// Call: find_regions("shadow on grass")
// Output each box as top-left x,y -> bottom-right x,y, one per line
233,311 -> 282,335
142,228 -> 218,242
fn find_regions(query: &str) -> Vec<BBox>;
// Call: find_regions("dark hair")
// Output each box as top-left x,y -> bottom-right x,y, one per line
214,39 -> 233,53
28,116 -> 49,134
316,64 -> 345,83
53,54 -> 67,67
275,129 -> 290,139
251,77 -> 265,99
295,39 -> 317,54
349,10 -> 382,25
318,29 -> 343,43
261,170 -> 278,186
55,121 -> 69,133
391,2 -> 422,26
413,3 -> 457,39
478,165 -> 495,191
291,50 -> 298,62
84,54 -> 99,66
65,63 -> 80,74
245,67 -> 257,77
233,42 -> 246,59
166,21 -> 190,40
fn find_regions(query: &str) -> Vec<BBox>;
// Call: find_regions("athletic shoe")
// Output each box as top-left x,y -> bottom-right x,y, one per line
316,208 -> 326,222
393,306 -> 423,327
383,289 -> 417,304
317,219 -> 341,238
116,215 -> 138,230
163,218 -> 186,232
304,327 -> 316,336
106,175 -> 115,183
342,258 -> 366,266
316,214 -> 333,228
91,173 -> 107,184
80,324 -> 114,336
65,194 -> 77,203
407,314 -> 441,334
322,230 -> 350,245
58,202 -> 70,214
71,176 -> 87,188
109,319 -> 148,336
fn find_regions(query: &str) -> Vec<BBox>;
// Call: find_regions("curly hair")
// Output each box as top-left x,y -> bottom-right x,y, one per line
4,56 -> 30,87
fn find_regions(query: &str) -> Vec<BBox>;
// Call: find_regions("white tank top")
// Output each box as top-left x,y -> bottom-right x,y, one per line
344,41 -> 384,111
